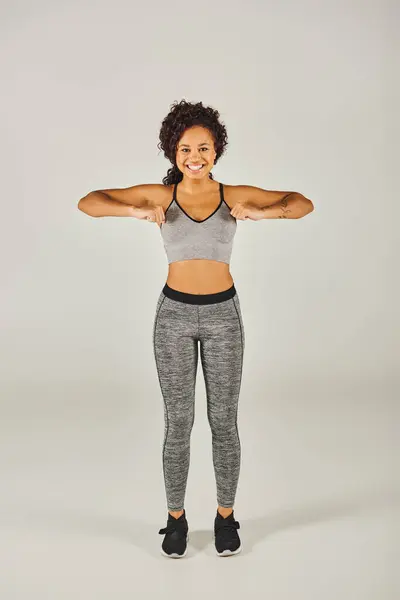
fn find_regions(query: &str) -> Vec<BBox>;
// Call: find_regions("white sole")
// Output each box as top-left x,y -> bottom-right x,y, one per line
216,545 -> 242,557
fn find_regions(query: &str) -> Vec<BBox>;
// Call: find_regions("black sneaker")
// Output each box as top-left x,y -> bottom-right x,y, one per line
214,510 -> 241,557
158,509 -> 189,558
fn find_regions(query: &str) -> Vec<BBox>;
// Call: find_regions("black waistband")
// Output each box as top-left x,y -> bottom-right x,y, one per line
162,283 -> 236,305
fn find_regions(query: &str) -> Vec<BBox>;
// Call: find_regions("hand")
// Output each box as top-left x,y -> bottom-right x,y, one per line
230,202 -> 264,221
138,206 -> 165,227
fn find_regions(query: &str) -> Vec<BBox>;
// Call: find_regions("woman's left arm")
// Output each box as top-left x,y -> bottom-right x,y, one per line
230,185 -> 314,220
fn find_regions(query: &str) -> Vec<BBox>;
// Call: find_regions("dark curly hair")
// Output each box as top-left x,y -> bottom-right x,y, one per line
157,99 -> 228,186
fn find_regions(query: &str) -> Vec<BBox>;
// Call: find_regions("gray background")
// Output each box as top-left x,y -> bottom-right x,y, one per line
1,0 -> 398,598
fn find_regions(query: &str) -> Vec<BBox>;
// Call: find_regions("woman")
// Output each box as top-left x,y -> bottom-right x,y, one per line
78,100 -> 314,559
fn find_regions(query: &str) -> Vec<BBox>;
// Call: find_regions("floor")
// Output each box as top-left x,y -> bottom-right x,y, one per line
0,376 -> 397,599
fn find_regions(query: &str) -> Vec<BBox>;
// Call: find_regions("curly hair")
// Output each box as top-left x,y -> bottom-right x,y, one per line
157,99 -> 228,186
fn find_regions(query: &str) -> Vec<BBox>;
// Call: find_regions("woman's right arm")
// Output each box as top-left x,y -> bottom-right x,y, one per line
77,184 -> 166,218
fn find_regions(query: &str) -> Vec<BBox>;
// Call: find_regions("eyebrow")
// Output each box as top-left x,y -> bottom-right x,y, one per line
178,142 -> 210,148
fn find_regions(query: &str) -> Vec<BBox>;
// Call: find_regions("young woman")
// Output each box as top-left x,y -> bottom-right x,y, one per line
78,100 -> 314,558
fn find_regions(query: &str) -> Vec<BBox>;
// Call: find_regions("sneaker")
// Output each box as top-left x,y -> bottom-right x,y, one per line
158,509 -> 189,558
214,510 -> 241,557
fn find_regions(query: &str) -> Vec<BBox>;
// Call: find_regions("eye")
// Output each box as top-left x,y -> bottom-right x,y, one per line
180,147 -> 209,152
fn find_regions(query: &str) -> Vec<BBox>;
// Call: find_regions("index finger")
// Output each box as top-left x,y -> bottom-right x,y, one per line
156,205 -> 165,224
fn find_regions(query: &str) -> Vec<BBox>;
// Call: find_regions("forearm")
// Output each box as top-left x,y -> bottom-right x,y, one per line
78,192 -> 143,218
261,193 -> 313,219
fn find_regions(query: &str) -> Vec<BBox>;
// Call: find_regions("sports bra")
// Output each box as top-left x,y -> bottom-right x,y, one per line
159,182 -> 237,265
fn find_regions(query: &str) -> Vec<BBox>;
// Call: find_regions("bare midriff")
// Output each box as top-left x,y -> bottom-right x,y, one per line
166,260 -> 234,294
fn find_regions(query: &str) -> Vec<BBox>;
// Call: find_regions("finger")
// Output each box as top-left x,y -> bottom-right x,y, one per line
153,208 -> 161,227
157,206 -> 165,224
231,203 -> 242,216
232,205 -> 242,219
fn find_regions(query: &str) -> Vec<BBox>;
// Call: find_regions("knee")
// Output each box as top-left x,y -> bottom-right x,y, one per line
168,411 -> 194,439
207,413 -> 237,438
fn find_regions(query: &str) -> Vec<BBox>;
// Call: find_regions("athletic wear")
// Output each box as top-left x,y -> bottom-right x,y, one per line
159,182 -> 237,264
153,283 -> 245,512
158,509 -> 189,558
214,510 -> 242,557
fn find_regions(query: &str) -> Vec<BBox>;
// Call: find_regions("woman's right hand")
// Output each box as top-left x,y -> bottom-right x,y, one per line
135,206 -> 165,227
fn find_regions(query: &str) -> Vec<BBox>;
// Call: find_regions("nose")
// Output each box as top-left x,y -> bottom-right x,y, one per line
189,152 -> 201,161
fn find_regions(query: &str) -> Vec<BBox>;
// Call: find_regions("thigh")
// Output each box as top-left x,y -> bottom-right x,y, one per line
153,295 -> 199,413
199,296 -> 244,412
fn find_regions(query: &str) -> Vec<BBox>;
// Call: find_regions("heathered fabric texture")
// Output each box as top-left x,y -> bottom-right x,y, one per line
152,289 -> 245,511
159,182 -> 237,264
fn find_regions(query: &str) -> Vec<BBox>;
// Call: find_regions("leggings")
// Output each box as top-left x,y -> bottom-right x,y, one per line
152,282 -> 245,512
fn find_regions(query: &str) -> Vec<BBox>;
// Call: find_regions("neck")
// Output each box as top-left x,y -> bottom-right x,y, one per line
179,175 -> 215,195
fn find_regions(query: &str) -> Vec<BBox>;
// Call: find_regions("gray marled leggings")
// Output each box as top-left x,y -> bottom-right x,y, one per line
152,283 -> 245,512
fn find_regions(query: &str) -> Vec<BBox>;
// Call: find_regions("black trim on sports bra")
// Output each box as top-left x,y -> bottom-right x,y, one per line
171,182 -> 229,224
219,182 -> 233,210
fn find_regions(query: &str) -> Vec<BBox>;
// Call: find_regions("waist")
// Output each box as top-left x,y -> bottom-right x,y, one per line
163,282 -> 236,304
166,260 -> 234,294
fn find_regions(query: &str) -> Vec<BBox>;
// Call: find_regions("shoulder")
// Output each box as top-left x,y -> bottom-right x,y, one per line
222,184 -> 249,209
146,184 -> 174,209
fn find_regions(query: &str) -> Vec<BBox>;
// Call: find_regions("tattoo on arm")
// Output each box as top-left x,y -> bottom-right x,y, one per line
278,194 -> 292,218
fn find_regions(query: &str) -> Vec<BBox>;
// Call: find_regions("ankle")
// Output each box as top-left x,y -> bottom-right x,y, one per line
217,506 -> 233,518
169,509 -> 184,519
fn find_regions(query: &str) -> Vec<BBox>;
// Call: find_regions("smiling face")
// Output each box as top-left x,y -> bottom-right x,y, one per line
175,126 -> 217,179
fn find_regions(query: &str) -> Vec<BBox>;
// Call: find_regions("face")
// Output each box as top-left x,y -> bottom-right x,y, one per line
175,126 -> 217,179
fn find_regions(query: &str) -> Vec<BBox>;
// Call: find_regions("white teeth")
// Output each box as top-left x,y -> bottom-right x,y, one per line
187,164 -> 203,170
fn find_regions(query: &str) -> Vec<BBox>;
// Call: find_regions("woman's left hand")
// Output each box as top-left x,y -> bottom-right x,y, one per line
230,202 -> 265,221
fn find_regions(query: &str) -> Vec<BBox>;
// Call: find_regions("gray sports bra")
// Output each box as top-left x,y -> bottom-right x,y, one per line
160,182 -> 237,265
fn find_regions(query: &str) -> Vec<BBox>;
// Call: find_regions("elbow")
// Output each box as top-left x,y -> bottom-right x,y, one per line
77,194 -> 98,217
298,197 -> 314,218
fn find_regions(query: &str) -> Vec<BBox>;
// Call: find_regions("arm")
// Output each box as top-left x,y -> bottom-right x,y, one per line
77,184 -> 166,218
260,192 -> 313,219
78,192 -> 138,217
231,185 -> 314,219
